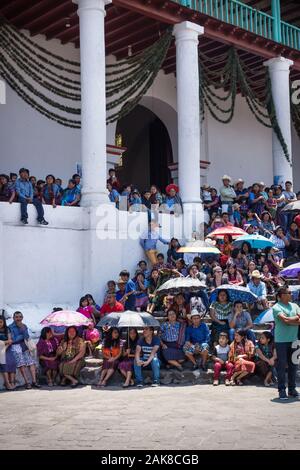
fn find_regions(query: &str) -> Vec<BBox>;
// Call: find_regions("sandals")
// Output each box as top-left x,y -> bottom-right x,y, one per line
25,383 -> 32,390
70,381 -> 79,388
236,380 -> 244,386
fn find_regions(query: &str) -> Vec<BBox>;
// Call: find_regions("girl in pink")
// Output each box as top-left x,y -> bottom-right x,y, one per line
77,296 -> 95,322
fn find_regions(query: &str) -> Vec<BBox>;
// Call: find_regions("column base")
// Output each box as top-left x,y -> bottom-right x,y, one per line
182,202 -> 204,241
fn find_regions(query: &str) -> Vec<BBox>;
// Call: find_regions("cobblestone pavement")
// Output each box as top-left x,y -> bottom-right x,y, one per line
1,384 -> 299,450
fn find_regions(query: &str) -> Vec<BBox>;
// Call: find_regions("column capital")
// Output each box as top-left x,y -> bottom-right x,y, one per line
173,21 -> 204,42
264,56 -> 294,71
73,0 -> 111,12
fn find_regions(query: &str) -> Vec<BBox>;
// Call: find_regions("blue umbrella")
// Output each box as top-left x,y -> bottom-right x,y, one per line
254,308 -> 274,324
233,234 -> 274,250
210,284 -> 258,304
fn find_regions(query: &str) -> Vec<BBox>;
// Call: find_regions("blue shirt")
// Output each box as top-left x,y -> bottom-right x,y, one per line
125,279 -> 136,309
109,189 -> 120,203
185,323 -> 210,345
15,178 -> 33,200
247,280 -> 267,299
9,321 -> 30,344
140,230 -> 169,251
137,336 -> 160,360
160,322 -> 181,342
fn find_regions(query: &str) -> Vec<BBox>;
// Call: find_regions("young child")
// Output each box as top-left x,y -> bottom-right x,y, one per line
239,197 -> 249,219
212,332 -> 234,386
106,280 -> 116,295
183,310 -> 210,371
229,329 -> 255,385
255,331 -> 277,387
83,322 -> 101,356
77,296 -> 95,322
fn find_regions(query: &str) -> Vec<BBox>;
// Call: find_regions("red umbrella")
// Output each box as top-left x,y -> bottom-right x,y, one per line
208,226 -> 247,239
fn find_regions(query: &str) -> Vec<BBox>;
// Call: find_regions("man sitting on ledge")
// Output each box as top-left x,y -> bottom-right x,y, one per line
15,168 -> 48,225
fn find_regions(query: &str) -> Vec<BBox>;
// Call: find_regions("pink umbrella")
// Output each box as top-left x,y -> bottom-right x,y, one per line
40,310 -> 91,327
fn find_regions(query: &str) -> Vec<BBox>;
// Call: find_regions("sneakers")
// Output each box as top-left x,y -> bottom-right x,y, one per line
38,218 -> 49,225
21,218 -> 28,225
279,390 -> 289,400
288,389 -> 299,398
136,383 -> 144,388
151,381 -> 160,387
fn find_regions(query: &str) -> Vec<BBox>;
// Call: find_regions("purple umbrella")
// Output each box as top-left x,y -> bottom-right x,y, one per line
280,262 -> 300,278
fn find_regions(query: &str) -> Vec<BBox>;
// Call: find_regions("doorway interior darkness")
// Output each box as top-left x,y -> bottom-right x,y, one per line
115,105 -> 173,193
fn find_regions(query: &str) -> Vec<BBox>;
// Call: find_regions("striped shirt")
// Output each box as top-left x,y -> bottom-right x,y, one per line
160,322 -> 180,343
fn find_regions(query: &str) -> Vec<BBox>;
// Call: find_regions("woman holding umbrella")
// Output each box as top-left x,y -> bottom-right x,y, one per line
57,326 -> 86,387
210,290 -> 233,345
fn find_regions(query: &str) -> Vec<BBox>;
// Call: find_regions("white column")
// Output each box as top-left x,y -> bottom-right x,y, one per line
74,0 -> 111,206
173,21 -> 204,238
264,56 -> 293,186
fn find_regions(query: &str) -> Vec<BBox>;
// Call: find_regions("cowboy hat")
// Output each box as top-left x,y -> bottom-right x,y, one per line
251,270 -> 263,279
222,175 -> 231,181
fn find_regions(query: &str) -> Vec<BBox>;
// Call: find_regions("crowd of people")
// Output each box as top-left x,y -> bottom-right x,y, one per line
1,172 -> 300,399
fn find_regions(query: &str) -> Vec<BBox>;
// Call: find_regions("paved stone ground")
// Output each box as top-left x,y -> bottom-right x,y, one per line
0,384 -> 300,450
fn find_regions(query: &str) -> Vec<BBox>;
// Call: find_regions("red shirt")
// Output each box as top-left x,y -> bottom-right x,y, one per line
294,214 -> 300,228
100,301 -> 124,316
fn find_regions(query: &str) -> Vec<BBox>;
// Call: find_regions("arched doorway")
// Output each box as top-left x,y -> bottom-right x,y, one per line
115,105 -> 173,191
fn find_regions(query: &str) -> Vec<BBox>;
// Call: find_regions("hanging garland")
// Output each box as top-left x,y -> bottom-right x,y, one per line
0,19 -> 172,127
198,47 -> 291,166
0,16 -> 294,161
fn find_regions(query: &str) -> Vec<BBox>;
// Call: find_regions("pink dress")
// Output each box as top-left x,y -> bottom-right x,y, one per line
77,306 -> 94,319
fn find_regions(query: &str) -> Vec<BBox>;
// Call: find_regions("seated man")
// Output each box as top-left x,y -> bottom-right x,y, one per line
100,293 -> 124,317
247,270 -> 268,310
15,168 -> 48,225
134,326 -> 160,387
183,310 -> 210,371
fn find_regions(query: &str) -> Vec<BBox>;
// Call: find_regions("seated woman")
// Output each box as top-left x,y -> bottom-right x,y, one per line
134,271 -> 149,311
57,326 -> 86,387
222,263 -> 244,286
160,309 -> 185,371
0,174 -> 15,203
147,268 -> 163,314
167,238 -> 183,265
9,311 -> 40,390
172,293 -> 190,323
160,184 -> 183,215
37,327 -> 60,387
255,331 -> 277,387
42,174 -> 61,207
269,226 -> 290,261
0,315 -> 16,390
97,327 -> 122,388
229,329 -> 255,385
61,179 -> 81,206
210,290 -> 233,345
228,301 -> 256,344
118,328 -> 139,388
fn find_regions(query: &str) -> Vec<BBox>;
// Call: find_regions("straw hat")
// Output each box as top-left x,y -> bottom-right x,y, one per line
251,270 -> 262,279
222,175 -> 231,181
